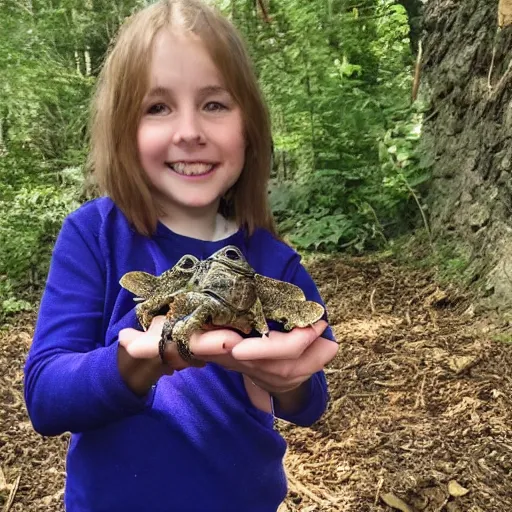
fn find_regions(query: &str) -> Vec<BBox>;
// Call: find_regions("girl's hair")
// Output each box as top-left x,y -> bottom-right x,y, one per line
88,0 -> 276,237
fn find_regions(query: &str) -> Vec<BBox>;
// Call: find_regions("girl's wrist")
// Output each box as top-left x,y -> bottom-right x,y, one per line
270,379 -> 311,415
117,344 -> 167,396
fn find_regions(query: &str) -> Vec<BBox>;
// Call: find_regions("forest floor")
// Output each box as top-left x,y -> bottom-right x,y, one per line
1,253 -> 512,511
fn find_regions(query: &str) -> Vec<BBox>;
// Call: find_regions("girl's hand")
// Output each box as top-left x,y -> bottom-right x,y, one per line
117,316 -> 243,395
118,317 -> 338,415
191,320 -> 338,414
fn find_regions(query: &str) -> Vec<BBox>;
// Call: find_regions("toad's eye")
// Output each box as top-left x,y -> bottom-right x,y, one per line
179,257 -> 196,269
225,249 -> 241,261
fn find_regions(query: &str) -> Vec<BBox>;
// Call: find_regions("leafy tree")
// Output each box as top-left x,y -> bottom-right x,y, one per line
0,0 -> 142,315
220,0 -> 425,251
0,0 -> 427,315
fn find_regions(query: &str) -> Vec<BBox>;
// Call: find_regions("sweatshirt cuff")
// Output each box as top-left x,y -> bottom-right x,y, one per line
95,342 -> 157,414
273,372 -> 328,427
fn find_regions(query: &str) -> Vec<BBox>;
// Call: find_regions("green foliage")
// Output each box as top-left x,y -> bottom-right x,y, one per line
0,167 -> 83,316
491,334 -> 512,344
0,0 -> 431,315
377,106 -> 430,223
390,229 -> 472,285
0,0 -> 142,315
269,172 -> 385,252
224,0 -> 428,252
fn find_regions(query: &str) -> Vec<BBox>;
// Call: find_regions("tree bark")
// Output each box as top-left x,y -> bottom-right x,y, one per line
420,0 -> 512,311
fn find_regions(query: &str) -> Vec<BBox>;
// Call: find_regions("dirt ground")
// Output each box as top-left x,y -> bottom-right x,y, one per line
1,254 -> 512,511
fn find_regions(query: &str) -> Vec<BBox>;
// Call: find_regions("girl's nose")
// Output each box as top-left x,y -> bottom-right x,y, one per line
171,111 -> 205,145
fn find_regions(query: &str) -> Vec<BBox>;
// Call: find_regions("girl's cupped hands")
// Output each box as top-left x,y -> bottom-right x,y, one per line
119,317 -> 338,411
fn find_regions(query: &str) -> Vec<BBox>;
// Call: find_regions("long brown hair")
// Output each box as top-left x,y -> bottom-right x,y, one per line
88,0 -> 276,237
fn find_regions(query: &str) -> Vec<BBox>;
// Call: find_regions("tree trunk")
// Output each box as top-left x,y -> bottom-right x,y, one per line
420,0 -> 512,311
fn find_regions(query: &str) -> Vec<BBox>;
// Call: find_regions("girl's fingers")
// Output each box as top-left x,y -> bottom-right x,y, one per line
119,314 -> 243,360
232,336 -> 338,383
118,316 -> 167,358
285,336 -> 339,377
120,327 -> 243,359
119,318 -> 334,384
118,328 -> 162,359
189,328 -> 243,356
231,320 -> 328,361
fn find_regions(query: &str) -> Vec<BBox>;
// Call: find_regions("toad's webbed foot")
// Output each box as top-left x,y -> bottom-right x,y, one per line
174,326 -> 195,362
159,294 -> 213,364
159,315 -> 197,363
159,316 -> 181,363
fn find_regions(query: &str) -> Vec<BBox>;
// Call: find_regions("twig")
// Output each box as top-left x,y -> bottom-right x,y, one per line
422,107 -> 440,124
411,40 -> 422,102
370,288 -> 376,315
374,379 -> 407,388
428,308 -> 438,329
374,477 -> 384,505
0,467 -> 7,490
487,28 -> 500,91
398,171 -> 433,249
287,474 -> 327,506
3,473 -> 21,512
414,374 -> 426,409
341,361 -> 362,371
487,48 -> 512,101
435,497 -> 449,512
387,153 -> 433,250
256,0 -> 272,23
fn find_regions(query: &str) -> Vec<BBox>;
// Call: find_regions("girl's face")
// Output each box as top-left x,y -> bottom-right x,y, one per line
137,30 -> 246,217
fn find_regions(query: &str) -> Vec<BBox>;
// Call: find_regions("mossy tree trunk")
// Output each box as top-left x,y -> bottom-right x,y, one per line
420,0 -> 512,310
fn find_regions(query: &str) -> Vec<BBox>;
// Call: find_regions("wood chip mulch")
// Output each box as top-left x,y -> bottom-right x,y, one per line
280,256 -> 512,512
1,255 -> 512,511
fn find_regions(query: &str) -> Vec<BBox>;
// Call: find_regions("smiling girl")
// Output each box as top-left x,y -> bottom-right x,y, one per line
24,1 -> 338,510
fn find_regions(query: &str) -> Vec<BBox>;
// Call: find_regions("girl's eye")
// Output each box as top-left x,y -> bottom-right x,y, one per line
204,101 -> 227,113
147,103 -> 170,115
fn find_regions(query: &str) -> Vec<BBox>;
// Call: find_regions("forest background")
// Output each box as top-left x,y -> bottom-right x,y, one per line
0,0 -> 426,318
1,0 -> 507,320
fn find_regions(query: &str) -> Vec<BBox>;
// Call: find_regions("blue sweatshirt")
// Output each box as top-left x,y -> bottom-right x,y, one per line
24,197 -> 334,512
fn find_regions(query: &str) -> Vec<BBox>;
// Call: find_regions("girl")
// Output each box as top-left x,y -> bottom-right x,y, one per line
24,1 -> 338,510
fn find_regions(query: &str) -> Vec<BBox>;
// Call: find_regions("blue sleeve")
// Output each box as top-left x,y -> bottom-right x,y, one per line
273,255 -> 337,427
24,216 -> 154,436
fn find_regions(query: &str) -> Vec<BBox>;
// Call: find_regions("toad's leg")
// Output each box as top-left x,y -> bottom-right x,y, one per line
171,305 -> 217,361
159,293 -> 210,362
136,297 -> 174,330
248,297 -> 269,335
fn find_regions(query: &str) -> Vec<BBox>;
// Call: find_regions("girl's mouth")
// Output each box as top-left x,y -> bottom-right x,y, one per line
166,162 -> 216,177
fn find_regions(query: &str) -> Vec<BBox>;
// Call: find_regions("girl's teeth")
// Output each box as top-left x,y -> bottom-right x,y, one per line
170,163 -> 214,175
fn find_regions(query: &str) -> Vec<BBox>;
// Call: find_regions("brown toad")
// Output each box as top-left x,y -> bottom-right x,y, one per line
120,246 -> 325,362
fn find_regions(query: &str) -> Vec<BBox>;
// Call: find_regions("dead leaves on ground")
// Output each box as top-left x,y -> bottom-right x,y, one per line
2,256 -> 512,511
279,256 -> 512,511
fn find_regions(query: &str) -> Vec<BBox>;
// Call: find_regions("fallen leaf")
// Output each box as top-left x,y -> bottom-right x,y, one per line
447,355 -> 478,374
448,480 -> 469,497
381,492 -> 414,512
